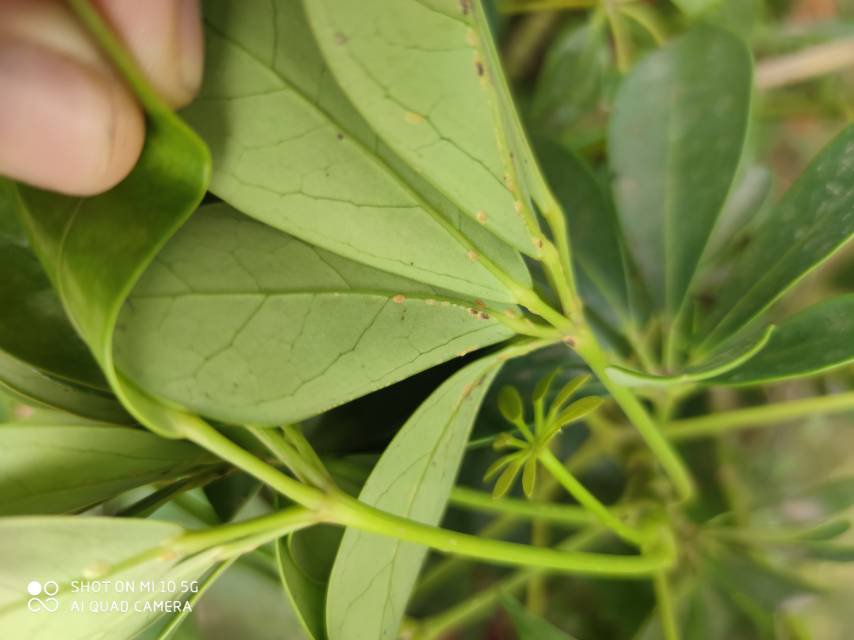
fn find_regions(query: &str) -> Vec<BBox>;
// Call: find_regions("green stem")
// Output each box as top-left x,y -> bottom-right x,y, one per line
450,486 -> 595,527
329,491 -> 671,576
578,336 -> 695,502
249,426 -> 330,488
171,506 -> 317,556
604,0 -> 632,73
184,415 -> 670,578
412,438 -> 614,604
539,449 -> 645,545
653,572 -> 680,640
665,392 -> 854,441
414,528 -> 605,640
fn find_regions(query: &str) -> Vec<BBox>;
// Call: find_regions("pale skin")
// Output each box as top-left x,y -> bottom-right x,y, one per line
0,0 -> 203,196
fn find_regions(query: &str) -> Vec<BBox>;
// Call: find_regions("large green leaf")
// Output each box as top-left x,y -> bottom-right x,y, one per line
0,517 -> 219,639
115,204 -> 512,425
697,125 -> 854,349
11,1 -> 211,437
325,356 -> 502,640
501,594 -> 578,640
305,0 -> 537,254
0,423 -> 214,515
710,295 -> 854,385
184,0 -> 530,304
609,26 -> 752,317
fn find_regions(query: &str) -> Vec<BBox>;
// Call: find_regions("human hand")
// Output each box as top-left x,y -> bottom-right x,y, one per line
0,0 -> 203,196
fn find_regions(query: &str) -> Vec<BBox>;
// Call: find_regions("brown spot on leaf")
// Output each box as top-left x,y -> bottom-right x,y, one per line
392,294 -> 406,304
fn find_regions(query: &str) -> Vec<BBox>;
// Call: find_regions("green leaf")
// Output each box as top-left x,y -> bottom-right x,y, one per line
554,396 -> 604,428
493,456 -> 525,499
697,125 -> 854,349
498,385 -> 525,423
710,295 -> 854,386
276,526 -> 343,640
115,204 -> 512,425
501,594 -> 577,640
304,0 -> 537,255
536,141 -> 637,328
705,165 -> 773,260
10,1 -> 211,438
550,374 -> 592,413
0,422 -> 214,515
522,456 -> 538,498
606,325 -> 775,388
203,473 -> 261,522
0,517 -> 218,639
0,182 -> 107,391
325,356 -> 503,640
531,16 -> 610,137
185,0 -> 530,303
0,349 -> 129,423
609,26 -> 752,317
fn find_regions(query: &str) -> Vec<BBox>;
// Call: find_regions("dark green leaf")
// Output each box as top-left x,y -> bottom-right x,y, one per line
609,26 -> 752,317
697,125 -> 854,349
537,141 -> 638,329
325,356 -> 503,640
710,295 -> 854,385
0,182 -> 106,391
501,594 -> 577,640
531,16 -> 610,137
203,473 -> 261,522
115,204 -> 512,425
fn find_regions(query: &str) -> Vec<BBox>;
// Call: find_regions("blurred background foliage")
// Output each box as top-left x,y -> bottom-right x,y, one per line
2,0 -> 852,638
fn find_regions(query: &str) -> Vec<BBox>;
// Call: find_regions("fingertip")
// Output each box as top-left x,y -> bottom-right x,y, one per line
0,38 -> 145,196
93,0 -> 204,108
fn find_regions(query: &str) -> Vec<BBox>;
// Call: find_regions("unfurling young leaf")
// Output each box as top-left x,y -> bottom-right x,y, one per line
498,385 -> 525,425
553,396 -> 604,430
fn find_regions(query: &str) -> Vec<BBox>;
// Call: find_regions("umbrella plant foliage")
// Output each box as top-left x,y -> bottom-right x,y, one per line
1,1 -> 853,639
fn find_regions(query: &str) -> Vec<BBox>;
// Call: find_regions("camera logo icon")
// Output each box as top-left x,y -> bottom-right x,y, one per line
27,580 -> 60,612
